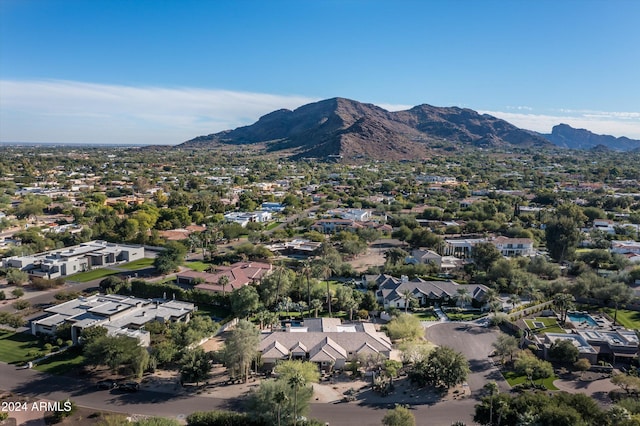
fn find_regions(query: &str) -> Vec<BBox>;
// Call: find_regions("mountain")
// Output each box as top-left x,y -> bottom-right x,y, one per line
179,97 -> 552,160
542,124 -> 640,151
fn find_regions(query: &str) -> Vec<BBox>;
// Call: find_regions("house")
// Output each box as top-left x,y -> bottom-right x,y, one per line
611,240 -> 640,255
3,240 -> 144,279
260,202 -> 286,212
31,293 -> 195,346
259,318 -> 392,370
442,238 -> 486,258
311,219 -> 360,234
593,219 -> 616,234
491,236 -> 535,257
408,249 -> 442,269
176,261 -> 272,293
368,274 -> 489,309
224,211 -> 272,227
542,329 -> 639,364
327,208 -> 372,222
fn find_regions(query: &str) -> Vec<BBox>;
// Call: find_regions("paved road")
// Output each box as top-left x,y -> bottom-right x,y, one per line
0,361 -> 479,425
426,322 -> 509,396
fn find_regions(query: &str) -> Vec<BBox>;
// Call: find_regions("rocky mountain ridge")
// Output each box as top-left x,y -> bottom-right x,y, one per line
179,97 -> 551,160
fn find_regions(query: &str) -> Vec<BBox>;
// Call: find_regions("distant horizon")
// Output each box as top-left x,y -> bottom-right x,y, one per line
2,1 -> 639,144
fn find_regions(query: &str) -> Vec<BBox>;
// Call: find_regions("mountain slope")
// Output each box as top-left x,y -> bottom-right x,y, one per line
542,124 -> 640,151
179,97 -> 552,159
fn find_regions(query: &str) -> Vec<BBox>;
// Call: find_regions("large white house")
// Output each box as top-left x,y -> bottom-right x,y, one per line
31,293 -> 195,346
491,236 -> 535,257
2,240 -> 144,279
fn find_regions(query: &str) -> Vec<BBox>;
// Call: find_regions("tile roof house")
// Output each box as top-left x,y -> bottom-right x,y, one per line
176,261 -> 272,293
259,318 -> 392,370
367,274 -> 489,309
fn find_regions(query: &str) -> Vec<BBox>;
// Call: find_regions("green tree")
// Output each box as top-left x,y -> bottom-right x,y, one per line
382,405 -> 415,426
386,314 -> 423,341
223,319 -> 260,382
549,339 -> 579,365
179,348 -> 212,386
230,285 -> 260,318
154,241 -> 187,274
492,334 -> 519,364
553,293 -> 575,325
545,216 -> 581,262
409,346 -> 469,389
5,268 -> 28,286
472,242 -> 502,273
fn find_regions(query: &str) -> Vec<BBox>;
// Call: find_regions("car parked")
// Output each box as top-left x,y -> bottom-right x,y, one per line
118,381 -> 140,392
96,380 -> 118,390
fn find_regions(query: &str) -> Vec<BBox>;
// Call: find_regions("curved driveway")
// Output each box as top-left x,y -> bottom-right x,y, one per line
426,322 -> 510,396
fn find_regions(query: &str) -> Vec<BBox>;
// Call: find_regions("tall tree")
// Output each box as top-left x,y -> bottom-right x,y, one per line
472,242 -> 502,272
545,216 -> 581,262
179,348 -> 212,386
223,320 -> 260,382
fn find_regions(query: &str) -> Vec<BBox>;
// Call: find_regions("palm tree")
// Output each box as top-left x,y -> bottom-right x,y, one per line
274,389 -> 288,426
553,292 -> 575,325
218,275 -> 230,295
508,294 -> 520,311
400,288 -> 415,313
273,264 -> 287,309
310,299 -> 323,318
315,262 -> 333,317
484,381 -> 499,425
289,372 -> 306,426
300,261 -> 312,317
456,287 -> 472,308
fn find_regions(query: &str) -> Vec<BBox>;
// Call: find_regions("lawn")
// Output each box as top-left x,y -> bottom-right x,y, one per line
413,309 -> 439,321
195,304 -> 231,320
503,370 -> 559,390
523,317 -> 566,334
121,257 -> 155,270
603,308 -> 640,330
447,312 -> 485,321
0,331 -> 41,364
68,268 -> 119,282
34,347 -> 85,374
266,222 -> 280,230
185,260 -> 212,272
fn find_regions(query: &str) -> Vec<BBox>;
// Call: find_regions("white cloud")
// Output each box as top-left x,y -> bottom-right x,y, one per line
2,79 -> 639,144
0,80 -> 317,144
480,110 -> 640,139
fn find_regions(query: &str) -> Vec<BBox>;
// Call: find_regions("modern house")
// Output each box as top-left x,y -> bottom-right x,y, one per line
31,293 -> 195,346
542,329 -> 639,364
442,238 -> 486,258
259,318 -> 392,370
224,211 -> 272,227
176,261 -> 272,293
2,240 -> 145,279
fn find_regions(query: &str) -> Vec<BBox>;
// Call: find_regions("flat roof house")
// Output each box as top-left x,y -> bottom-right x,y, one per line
3,240 -> 144,279
31,294 -> 195,346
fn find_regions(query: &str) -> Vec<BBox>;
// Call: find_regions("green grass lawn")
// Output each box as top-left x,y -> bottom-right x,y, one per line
0,331 -> 42,364
34,347 -> 85,375
195,304 -> 231,319
185,260 -> 212,272
603,308 -> 640,330
503,370 -> 559,390
68,268 -> 119,282
447,312 -> 485,321
413,309 -> 439,321
523,317 -> 566,334
266,222 -> 280,230
121,257 -> 155,270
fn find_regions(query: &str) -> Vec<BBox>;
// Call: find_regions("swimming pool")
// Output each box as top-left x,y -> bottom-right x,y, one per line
567,312 -> 598,327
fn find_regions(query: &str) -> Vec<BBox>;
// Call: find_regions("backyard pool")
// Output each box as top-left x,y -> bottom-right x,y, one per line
567,312 -> 598,327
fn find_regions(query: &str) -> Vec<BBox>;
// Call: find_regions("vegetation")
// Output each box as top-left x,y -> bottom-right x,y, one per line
386,314 -> 424,341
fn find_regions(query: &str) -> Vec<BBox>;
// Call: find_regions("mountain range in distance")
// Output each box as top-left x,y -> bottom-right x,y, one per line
179,97 -> 640,160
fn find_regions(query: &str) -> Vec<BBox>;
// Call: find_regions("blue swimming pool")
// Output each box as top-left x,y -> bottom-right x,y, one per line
567,312 -> 598,327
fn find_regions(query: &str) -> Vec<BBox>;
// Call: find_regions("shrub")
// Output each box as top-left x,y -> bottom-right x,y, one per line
13,299 -> 30,310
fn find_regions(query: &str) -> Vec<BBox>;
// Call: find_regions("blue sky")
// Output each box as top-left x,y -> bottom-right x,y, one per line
1,0 -> 639,144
